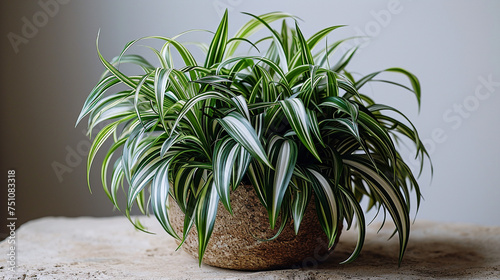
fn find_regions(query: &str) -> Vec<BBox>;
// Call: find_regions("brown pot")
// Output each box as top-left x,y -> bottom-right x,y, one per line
169,184 -> 341,270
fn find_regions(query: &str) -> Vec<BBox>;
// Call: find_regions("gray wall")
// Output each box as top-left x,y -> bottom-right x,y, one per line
1,0 -> 499,238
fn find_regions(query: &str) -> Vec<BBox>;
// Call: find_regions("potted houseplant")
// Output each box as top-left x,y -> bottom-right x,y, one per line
77,11 -> 430,270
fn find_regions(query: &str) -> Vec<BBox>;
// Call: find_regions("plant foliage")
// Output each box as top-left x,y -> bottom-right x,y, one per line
77,10 -> 430,266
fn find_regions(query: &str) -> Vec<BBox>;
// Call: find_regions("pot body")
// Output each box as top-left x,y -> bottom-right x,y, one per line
169,184 -> 340,270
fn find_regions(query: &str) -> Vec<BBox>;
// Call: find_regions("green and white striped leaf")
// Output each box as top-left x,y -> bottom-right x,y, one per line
226,11 -> 294,58
101,137 -> 127,207
291,178 -> 311,234
320,96 -> 359,122
307,25 -> 345,51
241,12 -> 288,72
355,68 -> 421,110
218,111 -> 272,168
267,136 -> 298,228
247,160 -> 269,208
77,75 -> 120,125
306,168 -> 341,247
110,158 -> 125,210
338,185 -> 366,264
127,149 -> 162,212
344,158 -> 410,265
153,68 -> 174,129
232,146 -> 252,190
279,98 -> 321,161
213,136 -> 240,214
195,180 -> 219,265
295,22 -> 314,66
170,91 -> 234,136
204,10 -> 228,68
151,158 -> 180,239
87,121 -> 119,192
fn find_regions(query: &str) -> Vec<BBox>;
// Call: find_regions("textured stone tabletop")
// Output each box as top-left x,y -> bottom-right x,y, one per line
1,216 -> 499,279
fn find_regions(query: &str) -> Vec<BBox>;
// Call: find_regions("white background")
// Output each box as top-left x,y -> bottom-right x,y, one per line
1,0 -> 499,237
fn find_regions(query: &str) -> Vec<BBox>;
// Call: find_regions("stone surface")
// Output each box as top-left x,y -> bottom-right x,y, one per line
1,216 -> 499,279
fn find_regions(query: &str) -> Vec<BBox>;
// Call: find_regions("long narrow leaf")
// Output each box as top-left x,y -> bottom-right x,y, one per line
204,10 -> 228,67
213,136 -> 240,214
151,158 -> 180,239
267,136 -> 298,228
344,158 -> 410,265
280,98 -> 321,161
306,168 -> 341,247
195,180 -> 219,265
219,111 -> 272,168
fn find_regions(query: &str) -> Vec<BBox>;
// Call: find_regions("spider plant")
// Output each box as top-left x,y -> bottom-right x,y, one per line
77,10 -> 430,266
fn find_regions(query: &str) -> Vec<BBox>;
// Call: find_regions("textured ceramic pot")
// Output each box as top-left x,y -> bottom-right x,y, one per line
170,184 -> 341,270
